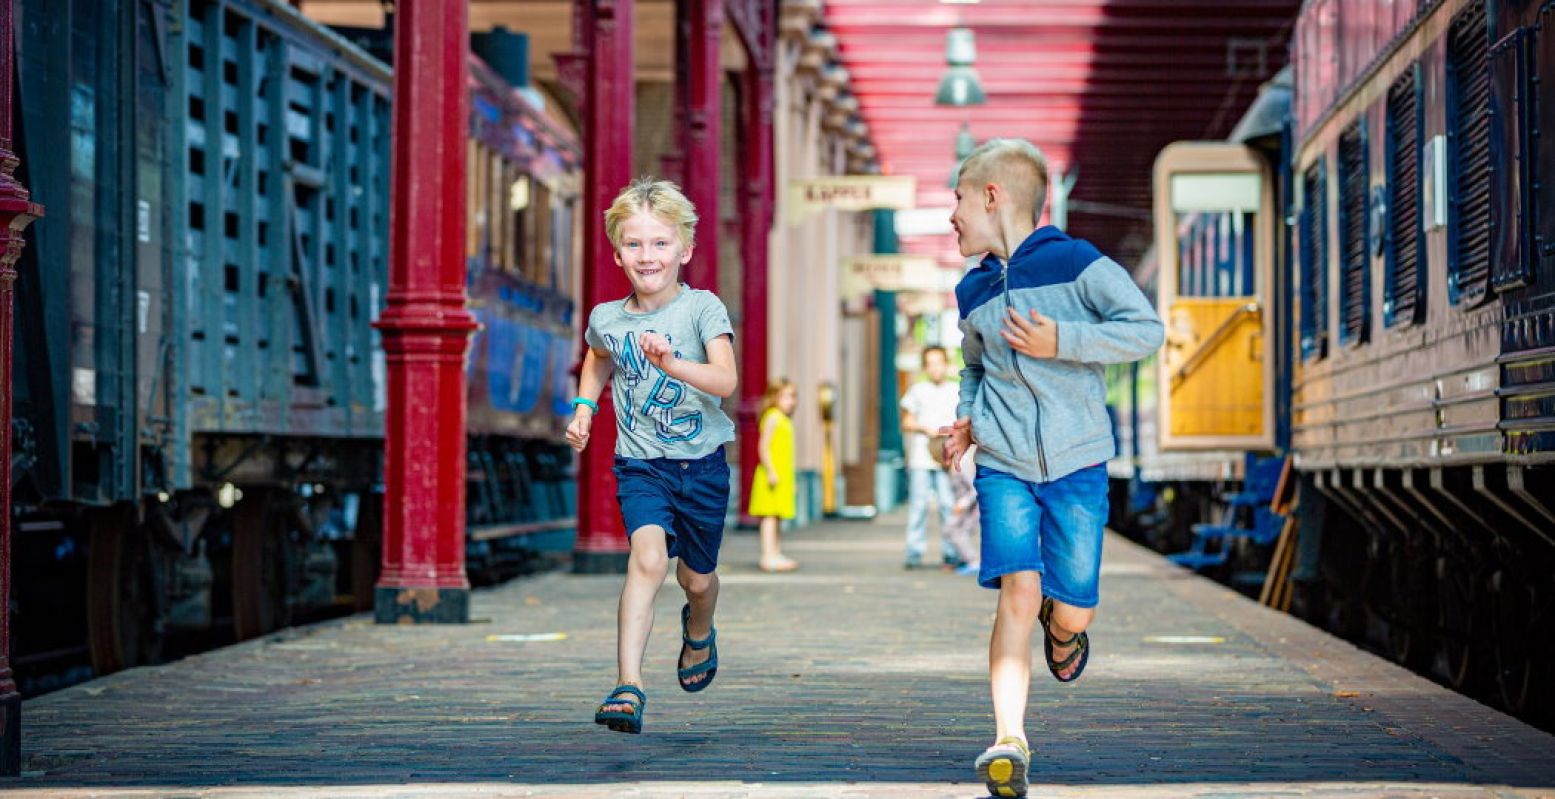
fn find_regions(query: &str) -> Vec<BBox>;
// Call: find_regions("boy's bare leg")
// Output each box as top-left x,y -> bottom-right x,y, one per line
990,571 -> 1041,743
604,526 -> 670,712
676,559 -> 720,685
1045,599 -> 1096,681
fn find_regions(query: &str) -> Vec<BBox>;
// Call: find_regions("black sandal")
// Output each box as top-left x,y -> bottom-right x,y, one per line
594,684 -> 646,734
1039,597 -> 1089,683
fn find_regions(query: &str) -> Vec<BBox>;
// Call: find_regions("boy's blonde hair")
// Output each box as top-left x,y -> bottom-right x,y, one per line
958,138 -> 1050,222
604,176 -> 699,249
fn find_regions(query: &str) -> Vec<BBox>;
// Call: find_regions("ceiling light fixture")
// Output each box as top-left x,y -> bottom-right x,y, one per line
934,27 -> 986,107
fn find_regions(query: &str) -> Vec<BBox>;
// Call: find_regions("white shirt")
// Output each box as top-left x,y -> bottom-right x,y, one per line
900,379 -> 961,470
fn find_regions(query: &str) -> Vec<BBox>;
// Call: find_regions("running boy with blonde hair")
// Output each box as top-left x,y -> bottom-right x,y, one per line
941,139 -> 1163,795
567,177 -> 738,734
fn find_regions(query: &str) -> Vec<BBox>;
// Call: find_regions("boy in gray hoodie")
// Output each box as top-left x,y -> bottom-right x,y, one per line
940,139 -> 1163,797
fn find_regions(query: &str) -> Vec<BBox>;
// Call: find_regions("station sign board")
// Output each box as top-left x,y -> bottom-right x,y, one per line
840,254 -> 955,298
787,176 -> 916,223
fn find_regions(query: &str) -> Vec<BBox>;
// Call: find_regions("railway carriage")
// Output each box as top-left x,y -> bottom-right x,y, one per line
11,0 -> 582,688
1113,0 -> 1555,724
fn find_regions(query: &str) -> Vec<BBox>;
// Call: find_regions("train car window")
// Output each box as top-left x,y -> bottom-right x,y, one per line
1385,65 -> 1426,327
1338,120 -> 1371,346
1489,29 -> 1531,291
1537,6 -> 1555,282
1446,0 -> 1492,306
1300,159 -> 1329,360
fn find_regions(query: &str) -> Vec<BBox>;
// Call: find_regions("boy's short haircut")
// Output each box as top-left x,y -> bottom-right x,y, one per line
605,176 -> 699,248
958,138 -> 1050,222
922,345 -> 948,366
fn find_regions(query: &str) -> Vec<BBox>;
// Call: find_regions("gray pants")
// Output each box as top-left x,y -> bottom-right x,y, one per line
906,468 -> 960,563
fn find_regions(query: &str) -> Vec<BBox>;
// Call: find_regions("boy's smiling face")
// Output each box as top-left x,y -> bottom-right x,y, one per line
615,208 -> 693,297
950,175 -> 999,258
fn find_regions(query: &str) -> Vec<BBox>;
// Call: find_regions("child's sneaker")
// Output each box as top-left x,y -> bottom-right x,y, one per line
975,737 -> 1030,797
955,561 -> 980,577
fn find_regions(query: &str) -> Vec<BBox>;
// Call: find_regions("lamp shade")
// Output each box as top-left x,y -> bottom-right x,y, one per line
935,65 -> 986,106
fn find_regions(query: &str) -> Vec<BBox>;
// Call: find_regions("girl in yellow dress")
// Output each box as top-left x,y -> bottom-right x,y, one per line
749,379 -> 799,572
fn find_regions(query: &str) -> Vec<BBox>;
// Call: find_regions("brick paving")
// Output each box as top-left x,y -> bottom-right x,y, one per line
4,512 -> 1554,798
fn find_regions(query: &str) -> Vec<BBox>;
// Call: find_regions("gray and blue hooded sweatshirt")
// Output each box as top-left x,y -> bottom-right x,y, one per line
956,226 -> 1164,484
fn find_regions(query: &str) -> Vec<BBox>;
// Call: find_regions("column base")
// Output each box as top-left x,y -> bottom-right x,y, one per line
373,586 -> 469,624
572,551 -> 630,574
0,689 -> 18,777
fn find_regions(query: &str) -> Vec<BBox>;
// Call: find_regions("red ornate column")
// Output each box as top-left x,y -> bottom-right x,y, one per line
572,0 -> 636,573
0,0 -> 40,774
372,0 -> 477,622
737,50 -> 774,526
683,0 -> 723,294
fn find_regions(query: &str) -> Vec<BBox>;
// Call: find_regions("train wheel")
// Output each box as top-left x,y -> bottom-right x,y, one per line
1380,535 -> 1434,670
86,505 -> 162,675
1489,569 -> 1543,717
1434,555 -> 1477,690
231,488 -> 293,640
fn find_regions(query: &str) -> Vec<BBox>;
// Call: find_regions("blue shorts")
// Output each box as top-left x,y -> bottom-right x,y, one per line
613,446 -> 730,575
974,463 -> 1108,606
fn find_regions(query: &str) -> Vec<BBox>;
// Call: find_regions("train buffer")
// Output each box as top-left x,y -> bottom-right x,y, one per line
1169,455 -> 1290,571
6,511 -> 1555,797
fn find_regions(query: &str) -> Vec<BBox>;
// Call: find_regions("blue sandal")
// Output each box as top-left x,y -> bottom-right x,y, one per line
1039,597 -> 1089,683
594,684 -> 646,734
677,603 -> 718,692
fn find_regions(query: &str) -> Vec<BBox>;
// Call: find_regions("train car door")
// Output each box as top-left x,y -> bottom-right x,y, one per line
1153,143 -> 1276,451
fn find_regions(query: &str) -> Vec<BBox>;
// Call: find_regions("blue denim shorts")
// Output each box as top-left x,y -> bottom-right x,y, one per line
613,446 -> 730,575
975,463 -> 1108,606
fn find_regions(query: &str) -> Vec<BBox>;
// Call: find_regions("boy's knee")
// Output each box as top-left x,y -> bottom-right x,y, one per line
678,568 -> 717,598
997,573 -> 1041,618
1050,602 -> 1095,634
629,544 -> 669,578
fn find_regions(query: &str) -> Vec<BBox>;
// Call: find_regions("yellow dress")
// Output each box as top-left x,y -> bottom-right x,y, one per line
748,408 -> 796,519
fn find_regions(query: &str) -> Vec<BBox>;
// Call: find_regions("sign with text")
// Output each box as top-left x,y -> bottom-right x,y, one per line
787,176 -> 916,223
841,254 -> 953,297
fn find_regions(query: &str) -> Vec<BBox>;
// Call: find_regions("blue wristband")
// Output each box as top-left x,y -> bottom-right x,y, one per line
571,397 -> 599,413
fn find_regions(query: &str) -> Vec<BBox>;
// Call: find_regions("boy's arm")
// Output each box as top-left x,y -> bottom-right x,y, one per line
956,317 -> 985,421
576,345 -> 615,403
656,334 -> 738,398
1054,257 -> 1165,364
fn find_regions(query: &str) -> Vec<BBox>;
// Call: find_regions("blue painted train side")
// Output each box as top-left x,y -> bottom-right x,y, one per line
11,0 -> 582,687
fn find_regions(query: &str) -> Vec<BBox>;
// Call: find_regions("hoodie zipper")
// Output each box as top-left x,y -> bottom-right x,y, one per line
1001,263 -> 1049,480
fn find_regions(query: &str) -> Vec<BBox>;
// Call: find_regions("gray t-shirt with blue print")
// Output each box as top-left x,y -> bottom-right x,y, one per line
585,286 -> 736,460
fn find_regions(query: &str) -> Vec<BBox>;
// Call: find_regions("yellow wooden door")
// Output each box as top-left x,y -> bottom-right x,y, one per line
1153,143 -> 1276,451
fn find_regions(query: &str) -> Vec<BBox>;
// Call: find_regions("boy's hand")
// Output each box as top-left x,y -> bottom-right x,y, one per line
1001,307 -> 1058,358
565,408 -> 593,452
939,417 -> 973,472
640,333 -> 676,371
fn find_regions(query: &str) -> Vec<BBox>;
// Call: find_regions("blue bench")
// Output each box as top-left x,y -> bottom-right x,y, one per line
1168,456 -> 1288,570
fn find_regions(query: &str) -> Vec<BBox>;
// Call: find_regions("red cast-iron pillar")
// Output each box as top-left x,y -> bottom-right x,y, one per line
373,0 -> 478,621
567,0 -> 636,573
734,0 -> 774,524
0,0 -> 41,775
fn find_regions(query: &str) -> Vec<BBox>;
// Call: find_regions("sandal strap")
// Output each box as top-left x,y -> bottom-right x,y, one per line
680,604 -> 716,649
1048,632 -> 1087,671
677,658 -> 718,678
682,628 -> 717,649
603,684 -> 645,706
